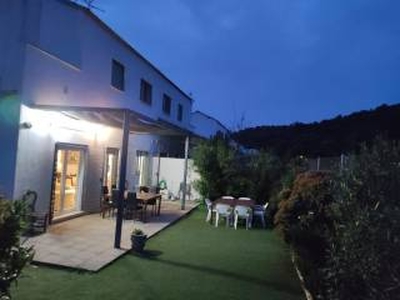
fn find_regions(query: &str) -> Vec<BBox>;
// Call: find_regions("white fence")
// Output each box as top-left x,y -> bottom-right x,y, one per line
152,157 -> 201,201
307,154 -> 348,171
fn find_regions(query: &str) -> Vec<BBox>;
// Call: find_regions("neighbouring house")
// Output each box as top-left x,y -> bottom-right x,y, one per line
0,0 -> 227,223
191,110 -> 230,139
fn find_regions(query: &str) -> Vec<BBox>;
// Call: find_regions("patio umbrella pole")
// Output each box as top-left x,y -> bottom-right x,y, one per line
114,110 -> 130,249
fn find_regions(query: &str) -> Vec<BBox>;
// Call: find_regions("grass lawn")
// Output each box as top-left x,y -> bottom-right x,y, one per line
13,208 -> 303,300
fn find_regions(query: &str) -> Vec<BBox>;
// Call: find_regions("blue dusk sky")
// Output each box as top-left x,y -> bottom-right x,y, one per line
90,0 -> 400,128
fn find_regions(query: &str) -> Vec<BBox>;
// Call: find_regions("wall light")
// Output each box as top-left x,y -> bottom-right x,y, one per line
20,122 -> 32,129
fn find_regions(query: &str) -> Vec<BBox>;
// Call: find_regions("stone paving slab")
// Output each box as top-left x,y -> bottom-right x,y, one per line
25,201 -> 198,272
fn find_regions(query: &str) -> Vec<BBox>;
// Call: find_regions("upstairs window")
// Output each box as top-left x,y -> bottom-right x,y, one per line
140,79 -> 152,105
162,94 -> 172,115
111,59 -> 125,91
177,104 -> 183,122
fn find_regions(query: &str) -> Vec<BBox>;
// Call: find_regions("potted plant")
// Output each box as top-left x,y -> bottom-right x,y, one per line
131,228 -> 147,253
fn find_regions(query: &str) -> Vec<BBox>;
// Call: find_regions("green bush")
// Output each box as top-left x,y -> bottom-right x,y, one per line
323,138 -> 400,300
192,135 -> 237,200
0,199 -> 34,299
192,135 -> 283,204
275,138 -> 400,299
274,171 -> 334,296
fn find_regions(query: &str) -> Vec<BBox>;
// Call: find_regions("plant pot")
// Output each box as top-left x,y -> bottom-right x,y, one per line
131,234 -> 147,253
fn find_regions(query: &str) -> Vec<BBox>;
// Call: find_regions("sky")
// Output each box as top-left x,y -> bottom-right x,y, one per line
88,0 -> 400,129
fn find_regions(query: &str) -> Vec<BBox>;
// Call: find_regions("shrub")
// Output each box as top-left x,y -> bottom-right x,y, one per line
192,134 -> 236,200
0,199 -> 34,299
245,150 -> 283,203
275,138 -> 400,299
323,138 -> 400,300
274,171 -> 334,296
192,135 -> 284,204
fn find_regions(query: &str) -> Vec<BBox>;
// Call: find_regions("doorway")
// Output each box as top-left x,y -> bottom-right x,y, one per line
52,145 -> 86,219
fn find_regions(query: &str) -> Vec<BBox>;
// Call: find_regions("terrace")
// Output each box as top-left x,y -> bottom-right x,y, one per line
15,208 -> 303,300
25,201 -> 198,272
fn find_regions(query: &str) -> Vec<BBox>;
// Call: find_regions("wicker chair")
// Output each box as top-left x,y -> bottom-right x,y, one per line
125,192 -> 143,221
23,190 -> 48,234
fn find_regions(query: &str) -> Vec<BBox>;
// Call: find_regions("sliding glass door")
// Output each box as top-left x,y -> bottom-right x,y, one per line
52,145 -> 86,218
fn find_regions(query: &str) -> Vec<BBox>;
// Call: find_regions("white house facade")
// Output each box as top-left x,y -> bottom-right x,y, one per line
0,0 -> 227,224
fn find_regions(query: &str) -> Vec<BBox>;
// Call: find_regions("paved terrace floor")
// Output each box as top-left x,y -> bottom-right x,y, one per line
25,201 -> 198,272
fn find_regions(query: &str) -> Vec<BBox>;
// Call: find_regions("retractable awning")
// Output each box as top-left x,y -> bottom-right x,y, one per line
31,104 -> 195,248
32,104 -> 193,137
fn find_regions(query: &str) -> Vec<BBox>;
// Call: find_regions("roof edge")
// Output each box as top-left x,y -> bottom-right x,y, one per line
192,110 -> 230,133
59,0 -> 193,102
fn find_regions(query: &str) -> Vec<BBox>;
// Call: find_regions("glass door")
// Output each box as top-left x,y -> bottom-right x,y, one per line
53,147 -> 85,217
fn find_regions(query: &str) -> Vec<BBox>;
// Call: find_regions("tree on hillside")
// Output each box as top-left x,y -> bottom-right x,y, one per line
233,103 -> 400,159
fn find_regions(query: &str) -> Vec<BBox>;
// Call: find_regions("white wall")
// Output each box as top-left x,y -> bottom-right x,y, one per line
20,0 -> 193,131
14,105 -> 122,213
155,158 -> 200,201
13,105 -> 190,213
0,0 -> 32,91
125,133 -> 187,190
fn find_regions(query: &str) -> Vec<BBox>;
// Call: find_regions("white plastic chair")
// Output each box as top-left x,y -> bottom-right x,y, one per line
234,205 -> 252,230
204,198 -> 216,222
253,202 -> 269,228
221,195 -> 235,200
238,197 -> 252,201
215,204 -> 232,227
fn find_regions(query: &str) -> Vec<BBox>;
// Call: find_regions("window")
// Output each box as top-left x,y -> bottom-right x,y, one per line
177,104 -> 183,121
162,94 -> 171,115
111,59 -> 125,91
103,148 -> 119,192
136,150 -> 150,186
140,79 -> 152,105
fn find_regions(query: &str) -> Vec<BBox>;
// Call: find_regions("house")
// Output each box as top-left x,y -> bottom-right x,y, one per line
191,110 -> 230,139
0,0 -> 226,225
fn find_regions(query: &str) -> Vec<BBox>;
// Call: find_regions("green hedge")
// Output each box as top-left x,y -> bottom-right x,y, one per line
275,138 -> 400,299
0,199 -> 34,299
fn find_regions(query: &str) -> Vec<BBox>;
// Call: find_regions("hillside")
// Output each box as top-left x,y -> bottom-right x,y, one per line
233,104 -> 400,158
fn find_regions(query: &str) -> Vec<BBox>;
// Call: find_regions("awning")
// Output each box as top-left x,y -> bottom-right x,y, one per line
32,104 -> 193,137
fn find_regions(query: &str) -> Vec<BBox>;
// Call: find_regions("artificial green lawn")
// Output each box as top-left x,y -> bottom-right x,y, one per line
13,208 -> 303,300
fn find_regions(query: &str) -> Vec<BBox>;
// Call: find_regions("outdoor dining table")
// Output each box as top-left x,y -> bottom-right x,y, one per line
214,198 -> 256,207
136,192 -> 162,222
213,198 -> 256,227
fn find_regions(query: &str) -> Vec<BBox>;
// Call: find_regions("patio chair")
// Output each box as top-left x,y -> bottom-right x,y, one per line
139,186 -> 150,193
204,198 -> 216,223
221,195 -> 235,200
234,205 -> 252,230
253,202 -> 269,228
23,190 -> 48,234
215,203 -> 232,228
125,192 -> 143,221
238,197 -> 252,201
100,186 -> 112,218
110,189 -> 120,217
140,186 -> 157,215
